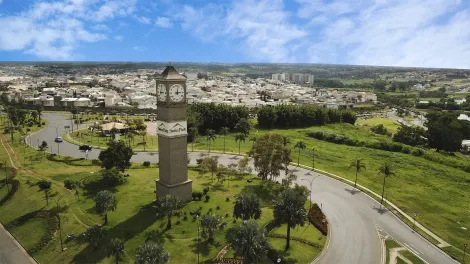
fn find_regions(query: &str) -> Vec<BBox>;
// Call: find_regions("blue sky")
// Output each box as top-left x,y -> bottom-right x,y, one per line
0,0 -> 469,68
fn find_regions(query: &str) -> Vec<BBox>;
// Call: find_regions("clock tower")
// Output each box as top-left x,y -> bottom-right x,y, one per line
155,64 -> 192,202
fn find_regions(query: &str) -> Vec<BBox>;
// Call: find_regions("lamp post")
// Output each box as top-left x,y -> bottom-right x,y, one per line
311,148 -> 315,172
463,243 -> 467,263
302,175 -> 319,210
51,194 -> 65,251
412,212 -> 417,232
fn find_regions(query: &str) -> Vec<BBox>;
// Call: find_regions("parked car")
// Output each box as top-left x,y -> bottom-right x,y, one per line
54,137 -> 63,143
79,145 -> 92,151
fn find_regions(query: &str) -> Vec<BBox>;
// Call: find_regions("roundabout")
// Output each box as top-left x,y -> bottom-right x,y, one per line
26,112 -> 456,264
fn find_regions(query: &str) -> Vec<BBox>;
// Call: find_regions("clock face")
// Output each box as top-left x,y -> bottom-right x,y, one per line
169,84 -> 185,102
157,84 -> 167,101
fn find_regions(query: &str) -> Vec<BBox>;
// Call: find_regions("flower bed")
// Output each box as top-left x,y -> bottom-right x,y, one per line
307,204 -> 328,236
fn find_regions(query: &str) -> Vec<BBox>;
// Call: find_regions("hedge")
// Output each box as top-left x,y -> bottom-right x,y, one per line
0,179 -> 19,206
305,131 -> 470,173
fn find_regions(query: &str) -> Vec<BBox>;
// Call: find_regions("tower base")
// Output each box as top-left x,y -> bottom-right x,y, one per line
155,179 -> 193,202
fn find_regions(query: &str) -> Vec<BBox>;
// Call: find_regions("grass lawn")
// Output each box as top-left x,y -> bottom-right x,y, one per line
0,183 -> 11,200
269,237 -> 322,264
270,223 -> 325,247
385,239 -> 401,264
9,218 -> 48,250
0,122 -> 324,264
400,250 -> 425,264
356,118 -> 401,134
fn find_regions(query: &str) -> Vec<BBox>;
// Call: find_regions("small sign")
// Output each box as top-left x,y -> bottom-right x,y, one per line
157,120 -> 187,137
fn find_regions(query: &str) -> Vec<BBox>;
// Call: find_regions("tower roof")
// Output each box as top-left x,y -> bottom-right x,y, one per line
158,65 -> 187,80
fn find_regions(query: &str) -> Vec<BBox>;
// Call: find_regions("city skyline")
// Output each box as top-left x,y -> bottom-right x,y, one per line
0,0 -> 469,69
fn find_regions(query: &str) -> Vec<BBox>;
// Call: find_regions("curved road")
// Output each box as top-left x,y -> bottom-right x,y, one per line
29,113 -> 455,264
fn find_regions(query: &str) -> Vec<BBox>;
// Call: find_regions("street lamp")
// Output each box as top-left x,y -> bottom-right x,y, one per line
311,148 -> 315,172
51,194 -> 65,251
412,212 -> 417,232
302,175 -> 319,209
463,243 -> 467,263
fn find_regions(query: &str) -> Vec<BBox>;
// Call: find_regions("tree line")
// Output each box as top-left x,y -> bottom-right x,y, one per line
257,104 -> 357,129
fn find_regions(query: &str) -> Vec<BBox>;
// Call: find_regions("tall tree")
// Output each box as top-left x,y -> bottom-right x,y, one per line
273,188 -> 308,250
294,141 -> 306,166
227,221 -> 269,264
219,127 -> 230,153
189,127 -> 198,152
107,238 -> 125,264
201,157 -> 219,181
135,241 -> 170,264
86,225 -> 105,249
235,118 -> 251,136
154,195 -> 182,229
378,162 -> 395,205
38,180 -> 52,205
234,133 -> 246,155
98,140 -> 133,172
95,190 -> 118,225
425,111 -> 466,152
140,130 -> 147,151
251,134 -> 291,181
282,136 -> 290,147
205,129 -> 216,153
36,105 -> 43,123
200,213 -> 223,242
233,192 -> 262,220
349,158 -> 366,189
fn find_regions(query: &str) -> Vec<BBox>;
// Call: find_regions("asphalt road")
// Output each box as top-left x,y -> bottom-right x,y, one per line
27,112 -> 456,264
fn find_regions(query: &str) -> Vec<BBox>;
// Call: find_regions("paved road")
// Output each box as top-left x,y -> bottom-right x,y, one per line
0,223 -> 36,264
27,113 -> 456,264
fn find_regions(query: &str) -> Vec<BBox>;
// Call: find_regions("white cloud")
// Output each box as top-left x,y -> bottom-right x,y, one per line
0,0 -> 136,59
173,0 -> 306,62
300,0 -> 470,68
135,16 -> 151,24
155,17 -> 173,28
114,35 -> 124,41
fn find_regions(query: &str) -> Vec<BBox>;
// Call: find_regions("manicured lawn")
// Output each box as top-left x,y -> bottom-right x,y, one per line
269,237 -> 322,264
357,118 -> 401,134
270,223 -> 325,247
9,218 -> 48,250
0,183 -> 10,200
400,250 -> 425,264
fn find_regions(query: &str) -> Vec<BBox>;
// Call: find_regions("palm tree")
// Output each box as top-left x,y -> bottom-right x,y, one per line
189,127 -> 198,152
205,129 -> 216,154
227,221 -> 269,264
94,190 -> 118,225
378,162 -> 395,205
273,188 -> 307,251
219,127 -> 230,153
233,192 -> 262,220
200,213 -> 223,242
294,141 -> 306,166
235,133 -> 246,155
86,225 -> 104,249
154,195 -> 182,229
37,105 -> 43,123
140,130 -> 147,151
107,238 -> 125,264
135,241 -> 170,264
349,158 -> 366,190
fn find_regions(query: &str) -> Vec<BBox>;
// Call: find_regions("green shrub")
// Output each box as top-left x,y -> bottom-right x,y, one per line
143,161 -> 151,167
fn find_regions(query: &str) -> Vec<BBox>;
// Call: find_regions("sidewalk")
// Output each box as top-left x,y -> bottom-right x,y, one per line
0,223 -> 37,264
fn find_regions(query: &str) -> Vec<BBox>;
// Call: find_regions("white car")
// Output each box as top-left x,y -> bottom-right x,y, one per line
54,137 -> 63,143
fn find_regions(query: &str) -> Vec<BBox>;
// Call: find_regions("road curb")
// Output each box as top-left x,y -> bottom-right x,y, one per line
310,223 -> 331,264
